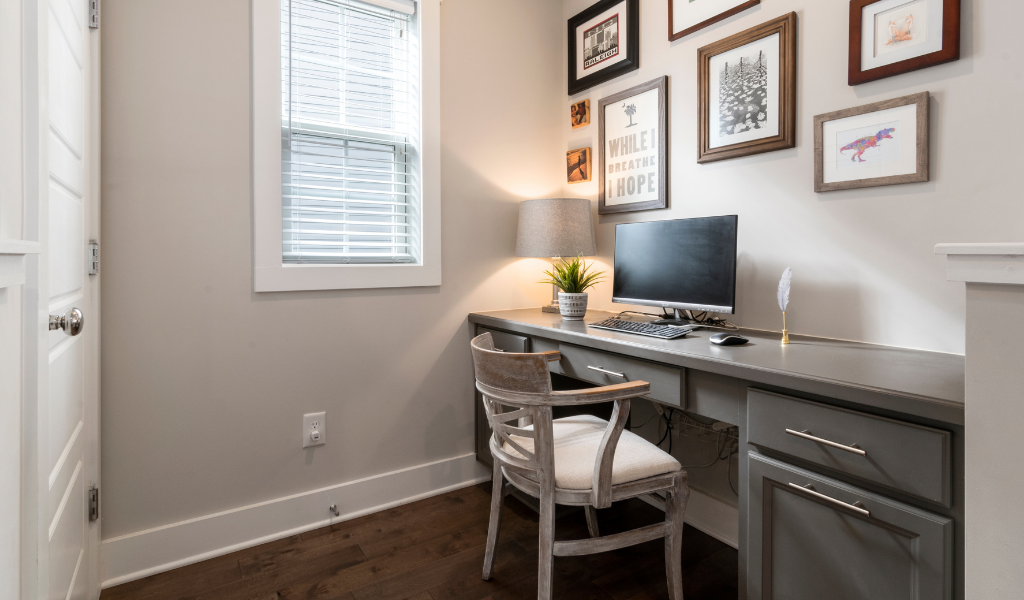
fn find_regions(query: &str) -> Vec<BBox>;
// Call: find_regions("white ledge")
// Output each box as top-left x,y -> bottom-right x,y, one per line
0,239 -> 41,255
935,243 -> 1024,285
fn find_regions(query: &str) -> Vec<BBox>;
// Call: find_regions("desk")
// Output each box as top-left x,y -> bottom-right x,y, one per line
469,309 -> 965,600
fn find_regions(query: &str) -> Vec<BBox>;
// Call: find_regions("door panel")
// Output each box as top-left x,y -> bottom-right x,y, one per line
39,0 -> 97,597
748,452 -> 952,600
47,183 -> 84,298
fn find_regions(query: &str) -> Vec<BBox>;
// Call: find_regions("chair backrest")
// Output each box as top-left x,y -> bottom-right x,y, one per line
471,333 -> 554,474
470,332 -> 553,395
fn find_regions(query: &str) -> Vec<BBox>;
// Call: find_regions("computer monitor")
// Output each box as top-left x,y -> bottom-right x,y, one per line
612,215 -> 738,321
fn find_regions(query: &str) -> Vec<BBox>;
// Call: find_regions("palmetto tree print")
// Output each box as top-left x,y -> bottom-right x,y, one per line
623,103 -> 638,127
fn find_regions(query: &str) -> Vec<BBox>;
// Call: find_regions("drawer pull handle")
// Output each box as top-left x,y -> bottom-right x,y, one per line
785,429 -> 866,456
587,366 -> 625,378
788,483 -> 870,517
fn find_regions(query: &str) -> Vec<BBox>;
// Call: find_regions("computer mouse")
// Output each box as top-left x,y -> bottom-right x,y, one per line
710,333 -> 749,346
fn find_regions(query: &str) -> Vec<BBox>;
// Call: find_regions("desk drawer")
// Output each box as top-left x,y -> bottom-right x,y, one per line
557,343 -> 684,407
748,389 -> 951,506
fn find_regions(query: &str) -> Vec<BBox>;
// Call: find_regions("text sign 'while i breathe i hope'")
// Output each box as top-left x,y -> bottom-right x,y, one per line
599,79 -> 666,215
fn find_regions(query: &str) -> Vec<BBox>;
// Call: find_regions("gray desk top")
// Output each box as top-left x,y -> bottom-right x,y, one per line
469,309 -> 966,426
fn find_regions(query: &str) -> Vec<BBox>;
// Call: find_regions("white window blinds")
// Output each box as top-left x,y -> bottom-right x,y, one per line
282,0 -> 419,264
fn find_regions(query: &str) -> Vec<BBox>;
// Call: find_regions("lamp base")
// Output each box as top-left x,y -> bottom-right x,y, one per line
541,303 -> 561,314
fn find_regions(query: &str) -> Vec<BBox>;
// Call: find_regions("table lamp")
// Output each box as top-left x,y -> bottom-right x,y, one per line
515,198 -> 597,313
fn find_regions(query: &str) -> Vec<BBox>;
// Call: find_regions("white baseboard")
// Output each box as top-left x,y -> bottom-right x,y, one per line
639,488 -> 739,549
100,453 -> 491,588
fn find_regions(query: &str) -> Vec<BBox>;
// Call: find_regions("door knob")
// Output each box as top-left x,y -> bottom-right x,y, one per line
49,307 -> 84,336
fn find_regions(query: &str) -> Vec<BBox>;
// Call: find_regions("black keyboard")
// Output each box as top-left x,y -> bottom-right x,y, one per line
590,318 -> 693,340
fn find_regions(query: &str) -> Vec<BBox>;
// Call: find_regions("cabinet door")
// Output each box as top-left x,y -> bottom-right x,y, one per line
748,452 -> 952,600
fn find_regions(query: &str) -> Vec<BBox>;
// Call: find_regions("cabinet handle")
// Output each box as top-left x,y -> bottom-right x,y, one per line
788,483 -> 870,517
785,429 -> 866,456
587,366 -> 625,378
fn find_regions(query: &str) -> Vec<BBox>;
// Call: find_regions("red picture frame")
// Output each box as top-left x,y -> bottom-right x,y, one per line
848,0 -> 961,86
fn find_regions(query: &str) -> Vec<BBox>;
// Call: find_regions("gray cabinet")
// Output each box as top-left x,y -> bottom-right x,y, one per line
748,452 -> 952,600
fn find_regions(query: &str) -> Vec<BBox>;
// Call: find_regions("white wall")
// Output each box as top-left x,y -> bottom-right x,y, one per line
99,0 -> 562,544
562,0 -> 1024,354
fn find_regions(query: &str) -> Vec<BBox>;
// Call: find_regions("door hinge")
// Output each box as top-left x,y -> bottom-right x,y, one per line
88,486 -> 99,522
88,0 -> 99,29
88,240 -> 99,275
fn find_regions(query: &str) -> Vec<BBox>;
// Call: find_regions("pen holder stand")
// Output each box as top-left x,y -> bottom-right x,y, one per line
781,311 -> 790,345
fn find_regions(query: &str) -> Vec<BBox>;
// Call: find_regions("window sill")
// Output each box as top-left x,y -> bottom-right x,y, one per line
254,260 -> 440,292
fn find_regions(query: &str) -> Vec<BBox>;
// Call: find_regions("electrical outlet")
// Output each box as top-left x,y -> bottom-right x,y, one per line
303,412 -> 326,448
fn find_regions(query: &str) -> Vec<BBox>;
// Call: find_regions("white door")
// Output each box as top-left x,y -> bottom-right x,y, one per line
34,0 -> 100,598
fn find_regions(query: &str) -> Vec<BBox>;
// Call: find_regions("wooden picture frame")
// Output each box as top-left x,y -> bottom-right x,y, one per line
814,92 -> 929,192
568,0 -> 640,96
697,13 -> 797,164
598,76 -> 667,215
669,0 -> 760,42
571,99 -> 591,128
567,148 -> 593,184
849,0 -> 960,86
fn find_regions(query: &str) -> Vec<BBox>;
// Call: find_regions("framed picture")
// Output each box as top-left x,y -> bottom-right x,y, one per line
568,0 -> 640,96
571,99 -> 591,128
669,0 -> 760,42
849,0 -> 960,85
598,76 -> 667,215
567,148 -> 592,184
698,13 -> 797,164
814,92 -> 929,192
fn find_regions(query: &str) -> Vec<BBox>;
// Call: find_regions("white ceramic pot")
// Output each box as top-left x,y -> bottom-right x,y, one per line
558,292 -> 589,321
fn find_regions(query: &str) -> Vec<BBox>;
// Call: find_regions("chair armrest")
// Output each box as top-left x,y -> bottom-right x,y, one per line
592,398 -> 631,508
538,350 -> 561,362
547,380 -> 650,406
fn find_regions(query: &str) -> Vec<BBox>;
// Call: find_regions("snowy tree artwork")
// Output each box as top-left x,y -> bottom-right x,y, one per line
718,50 -> 768,138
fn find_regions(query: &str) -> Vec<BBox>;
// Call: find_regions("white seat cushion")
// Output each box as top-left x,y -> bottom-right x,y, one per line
503,414 -> 681,490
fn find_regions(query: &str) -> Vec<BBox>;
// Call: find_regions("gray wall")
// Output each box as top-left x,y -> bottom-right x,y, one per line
561,0 -> 1024,354
100,0 -> 564,539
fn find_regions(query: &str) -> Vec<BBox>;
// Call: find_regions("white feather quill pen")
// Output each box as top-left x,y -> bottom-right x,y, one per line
777,267 -> 792,344
777,267 -> 792,312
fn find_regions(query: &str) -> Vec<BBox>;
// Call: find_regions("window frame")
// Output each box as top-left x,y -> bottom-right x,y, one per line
252,0 -> 441,292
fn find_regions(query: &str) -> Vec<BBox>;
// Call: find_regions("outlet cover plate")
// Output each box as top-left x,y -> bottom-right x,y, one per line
303,412 -> 326,448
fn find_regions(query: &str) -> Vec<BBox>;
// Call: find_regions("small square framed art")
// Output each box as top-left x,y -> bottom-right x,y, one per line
814,92 -> 929,192
571,99 -> 591,128
849,0 -> 960,85
697,12 -> 797,163
568,0 -> 640,96
567,148 -> 593,184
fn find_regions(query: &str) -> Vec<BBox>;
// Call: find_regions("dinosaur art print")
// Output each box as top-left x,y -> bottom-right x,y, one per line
840,127 -> 896,164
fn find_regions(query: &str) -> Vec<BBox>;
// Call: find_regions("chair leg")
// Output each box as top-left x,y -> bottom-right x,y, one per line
664,472 -> 690,600
584,505 -> 600,538
537,484 -> 556,600
482,461 -> 505,580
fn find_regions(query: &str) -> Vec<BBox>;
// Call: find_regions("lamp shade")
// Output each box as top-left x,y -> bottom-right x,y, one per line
515,198 -> 596,258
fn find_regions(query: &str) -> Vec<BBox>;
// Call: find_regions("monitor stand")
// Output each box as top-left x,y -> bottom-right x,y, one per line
652,308 -> 698,327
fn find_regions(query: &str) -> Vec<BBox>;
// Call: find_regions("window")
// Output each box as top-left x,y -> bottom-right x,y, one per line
253,0 -> 439,291
282,0 -> 419,264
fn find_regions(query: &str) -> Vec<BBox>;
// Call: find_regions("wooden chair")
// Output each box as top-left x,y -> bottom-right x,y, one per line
471,332 -> 689,600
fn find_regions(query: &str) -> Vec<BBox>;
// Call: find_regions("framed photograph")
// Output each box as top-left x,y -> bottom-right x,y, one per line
568,0 -> 640,96
698,13 -> 797,164
669,0 -> 760,42
814,92 -> 929,192
567,148 -> 593,184
571,99 -> 591,128
599,76 -> 667,215
849,0 -> 960,85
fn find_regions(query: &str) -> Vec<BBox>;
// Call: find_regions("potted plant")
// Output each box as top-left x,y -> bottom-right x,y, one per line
540,256 -> 606,321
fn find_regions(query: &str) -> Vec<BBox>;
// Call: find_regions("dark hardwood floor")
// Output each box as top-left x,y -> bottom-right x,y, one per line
101,483 -> 737,600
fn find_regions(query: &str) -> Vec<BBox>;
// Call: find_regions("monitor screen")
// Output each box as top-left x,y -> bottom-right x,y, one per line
612,216 -> 738,314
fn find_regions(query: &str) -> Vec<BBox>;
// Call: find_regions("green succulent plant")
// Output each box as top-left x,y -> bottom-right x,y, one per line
540,255 -> 606,294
